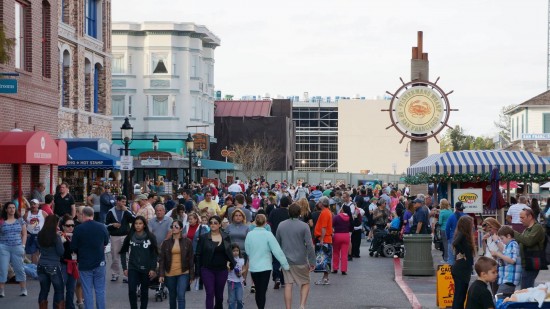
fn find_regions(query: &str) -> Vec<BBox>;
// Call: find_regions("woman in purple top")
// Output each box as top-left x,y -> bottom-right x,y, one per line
403,201 -> 414,234
331,205 -> 353,275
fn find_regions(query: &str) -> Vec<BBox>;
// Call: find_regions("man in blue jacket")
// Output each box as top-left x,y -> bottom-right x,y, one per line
444,202 -> 465,265
72,207 -> 110,309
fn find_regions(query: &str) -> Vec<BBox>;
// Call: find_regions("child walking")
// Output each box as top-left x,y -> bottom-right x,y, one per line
227,243 -> 245,309
490,225 -> 521,297
465,256 -> 498,309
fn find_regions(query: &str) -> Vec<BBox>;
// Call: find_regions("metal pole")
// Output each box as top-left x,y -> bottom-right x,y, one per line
189,153 -> 193,187
124,141 -> 130,198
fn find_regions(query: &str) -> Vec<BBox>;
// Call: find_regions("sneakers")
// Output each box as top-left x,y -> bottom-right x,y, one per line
0,288 -> 4,298
341,272 -> 347,275
250,285 -> 256,293
20,288 -> 28,296
274,279 -> 281,289
314,278 -> 330,285
331,270 -> 338,274
77,302 -> 85,309
122,277 -> 128,283
111,274 -> 119,282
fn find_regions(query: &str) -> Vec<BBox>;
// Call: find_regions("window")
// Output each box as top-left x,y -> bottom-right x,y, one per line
127,54 -> 132,74
112,96 -> 125,116
543,114 -> 550,133
128,95 -> 133,116
85,0 -> 98,38
152,53 -> 168,74
112,54 -> 124,74
152,95 -> 168,116
41,1 -> 51,78
190,54 -> 199,77
14,2 -> 25,69
511,118 -> 514,139
191,96 -> 197,119
61,0 -> 69,23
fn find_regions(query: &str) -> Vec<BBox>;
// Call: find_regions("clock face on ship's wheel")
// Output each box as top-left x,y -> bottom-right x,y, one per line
387,80 -> 452,141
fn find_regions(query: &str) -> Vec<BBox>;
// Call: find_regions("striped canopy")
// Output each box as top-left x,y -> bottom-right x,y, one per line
407,150 -> 550,176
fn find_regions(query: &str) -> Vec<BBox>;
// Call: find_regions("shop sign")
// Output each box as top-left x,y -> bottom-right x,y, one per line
395,86 -> 444,135
453,188 -> 483,213
0,79 -> 18,94
120,155 -> 133,171
66,160 -> 109,166
522,133 -> 550,140
141,157 -> 161,166
436,264 -> 454,308
192,133 -> 209,151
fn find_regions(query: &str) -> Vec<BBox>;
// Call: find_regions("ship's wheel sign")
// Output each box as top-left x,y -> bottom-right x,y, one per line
384,78 -> 455,142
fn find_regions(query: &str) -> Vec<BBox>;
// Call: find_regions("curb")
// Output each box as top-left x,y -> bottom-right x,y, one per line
393,257 -> 423,309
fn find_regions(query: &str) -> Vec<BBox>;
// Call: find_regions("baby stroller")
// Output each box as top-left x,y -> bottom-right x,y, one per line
137,275 -> 168,302
369,227 -> 404,258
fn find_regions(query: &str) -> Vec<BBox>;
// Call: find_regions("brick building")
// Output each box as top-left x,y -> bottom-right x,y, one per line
0,0 -> 61,202
58,0 -> 112,139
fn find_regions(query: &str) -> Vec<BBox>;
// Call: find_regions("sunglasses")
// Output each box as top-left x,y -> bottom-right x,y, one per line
64,224 -> 75,228
209,221 -> 220,225
171,225 -> 181,229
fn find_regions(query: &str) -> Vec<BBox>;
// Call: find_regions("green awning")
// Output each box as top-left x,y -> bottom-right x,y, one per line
113,139 -> 184,155
200,159 -> 235,170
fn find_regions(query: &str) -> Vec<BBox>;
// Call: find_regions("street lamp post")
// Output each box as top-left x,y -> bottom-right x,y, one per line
120,117 -> 133,199
151,135 -> 160,181
185,133 -> 203,188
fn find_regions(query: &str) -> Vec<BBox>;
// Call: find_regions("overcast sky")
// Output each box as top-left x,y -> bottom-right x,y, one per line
112,0 -> 548,137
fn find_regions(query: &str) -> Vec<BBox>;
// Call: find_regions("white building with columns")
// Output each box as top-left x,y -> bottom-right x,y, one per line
110,22 -> 220,155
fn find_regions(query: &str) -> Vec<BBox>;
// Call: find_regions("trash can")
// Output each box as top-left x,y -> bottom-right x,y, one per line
402,234 -> 434,276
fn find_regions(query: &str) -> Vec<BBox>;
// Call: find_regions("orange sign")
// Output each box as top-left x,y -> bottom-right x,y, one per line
221,149 -> 229,157
228,151 -> 236,158
436,264 -> 454,308
192,133 -> 209,151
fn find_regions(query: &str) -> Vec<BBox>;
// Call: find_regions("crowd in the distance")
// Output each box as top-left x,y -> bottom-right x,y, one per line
1,178 -> 402,309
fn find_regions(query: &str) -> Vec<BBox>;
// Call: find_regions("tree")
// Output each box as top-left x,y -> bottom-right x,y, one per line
230,139 -> 278,180
440,125 -> 495,152
0,25 -> 15,65
494,104 -> 514,147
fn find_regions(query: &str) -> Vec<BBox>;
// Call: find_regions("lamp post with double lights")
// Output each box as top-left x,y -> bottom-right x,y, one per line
120,117 -> 134,199
185,133 -> 203,188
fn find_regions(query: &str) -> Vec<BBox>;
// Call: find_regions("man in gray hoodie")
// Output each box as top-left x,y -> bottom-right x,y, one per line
276,203 -> 316,309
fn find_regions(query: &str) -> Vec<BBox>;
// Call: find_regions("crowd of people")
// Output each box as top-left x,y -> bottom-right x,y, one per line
4,177 -> 550,309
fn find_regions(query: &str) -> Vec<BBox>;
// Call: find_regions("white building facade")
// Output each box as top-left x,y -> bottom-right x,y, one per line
110,22 -> 220,153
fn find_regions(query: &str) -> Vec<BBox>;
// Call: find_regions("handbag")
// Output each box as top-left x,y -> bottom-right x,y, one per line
314,243 -> 332,273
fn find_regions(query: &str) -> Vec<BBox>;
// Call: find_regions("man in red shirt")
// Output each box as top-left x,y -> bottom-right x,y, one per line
314,196 -> 333,285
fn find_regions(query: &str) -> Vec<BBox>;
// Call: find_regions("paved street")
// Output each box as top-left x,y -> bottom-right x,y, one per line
0,240 -> 411,308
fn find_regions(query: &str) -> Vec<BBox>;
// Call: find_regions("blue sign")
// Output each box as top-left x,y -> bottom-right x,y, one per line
0,79 -> 18,94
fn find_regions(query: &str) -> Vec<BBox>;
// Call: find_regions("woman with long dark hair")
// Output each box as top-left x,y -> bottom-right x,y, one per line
60,214 -> 78,309
195,215 -> 235,309
120,216 -> 159,309
159,220 -> 194,309
0,201 -> 27,297
531,198 -> 541,222
451,215 -> 476,309
37,215 -> 65,309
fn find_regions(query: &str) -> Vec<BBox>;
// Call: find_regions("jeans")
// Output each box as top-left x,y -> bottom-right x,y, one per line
99,211 -> 107,224
128,269 -> 150,309
0,243 -> 26,283
272,257 -> 285,285
165,274 -> 190,309
201,267 -> 228,309
110,236 -> 125,277
521,270 -> 540,289
61,264 -> 77,309
447,240 -> 455,265
440,230 -> 448,261
227,281 -> 243,309
251,270 -> 271,309
79,263 -> 106,309
38,264 -> 65,305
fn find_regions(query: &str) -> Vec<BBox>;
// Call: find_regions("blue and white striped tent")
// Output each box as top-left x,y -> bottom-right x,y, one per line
407,150 -> 550,176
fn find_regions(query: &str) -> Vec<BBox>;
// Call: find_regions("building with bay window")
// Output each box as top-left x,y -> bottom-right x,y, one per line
110,22 -> 220,183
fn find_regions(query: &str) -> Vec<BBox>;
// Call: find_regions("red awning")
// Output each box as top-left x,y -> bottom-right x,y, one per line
0,131 -> 66,165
